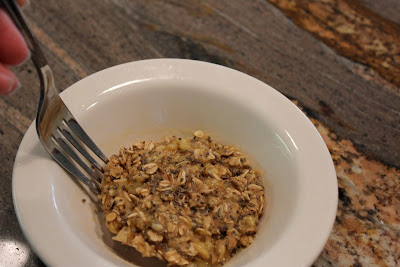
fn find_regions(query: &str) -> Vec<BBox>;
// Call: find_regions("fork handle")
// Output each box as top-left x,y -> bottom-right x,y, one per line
1,0 -> 59,127
1,0 -> 48,69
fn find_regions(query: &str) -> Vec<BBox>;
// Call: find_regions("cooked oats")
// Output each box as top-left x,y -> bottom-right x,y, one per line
100,131 -> 265,266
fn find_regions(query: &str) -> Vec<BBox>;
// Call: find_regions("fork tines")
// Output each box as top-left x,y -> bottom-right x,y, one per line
49,115 -> 109,195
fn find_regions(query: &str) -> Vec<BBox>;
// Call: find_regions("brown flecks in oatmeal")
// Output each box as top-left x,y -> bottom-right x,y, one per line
100,131 -> 265,266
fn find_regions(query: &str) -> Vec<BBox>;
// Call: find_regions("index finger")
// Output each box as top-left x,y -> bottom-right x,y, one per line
0,9 -> 29,65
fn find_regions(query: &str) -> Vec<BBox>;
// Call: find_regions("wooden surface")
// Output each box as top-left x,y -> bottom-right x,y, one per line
0,0 -> 399,266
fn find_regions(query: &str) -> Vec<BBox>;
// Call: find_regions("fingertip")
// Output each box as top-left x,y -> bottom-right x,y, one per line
22,0 -> 31,9
14,78 -> 21,92
7,78 -> 21,96
0,66 -> 20,95
15,49 -> 31,67
16,0 -> 30,8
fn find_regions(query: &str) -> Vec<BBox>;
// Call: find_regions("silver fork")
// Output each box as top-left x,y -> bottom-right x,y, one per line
2,0 -> 108,194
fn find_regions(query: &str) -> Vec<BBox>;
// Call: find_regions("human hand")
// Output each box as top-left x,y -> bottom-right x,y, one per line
0,0 -> 30,95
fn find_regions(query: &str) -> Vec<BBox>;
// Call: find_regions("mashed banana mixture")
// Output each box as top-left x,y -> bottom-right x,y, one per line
100,131 -> 265,266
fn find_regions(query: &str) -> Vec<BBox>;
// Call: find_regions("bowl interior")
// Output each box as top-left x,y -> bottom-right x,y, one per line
58,78 -> 300,266
14,59 -> 337,267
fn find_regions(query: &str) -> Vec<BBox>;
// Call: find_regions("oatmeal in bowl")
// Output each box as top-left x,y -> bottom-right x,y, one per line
13,59 -> 337,267
100,131 -> 265,266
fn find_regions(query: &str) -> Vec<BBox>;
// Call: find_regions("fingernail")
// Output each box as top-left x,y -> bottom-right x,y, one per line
0,73 -> 19,95
6,78 -> 20,94
0,74 -> 12,95
7,79 -> 21,96
21,0 -> 30,10
14,79 -> 21,92
16,50 -> 31,67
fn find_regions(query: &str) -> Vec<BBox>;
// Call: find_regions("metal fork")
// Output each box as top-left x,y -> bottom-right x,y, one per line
2,0 -> 108,194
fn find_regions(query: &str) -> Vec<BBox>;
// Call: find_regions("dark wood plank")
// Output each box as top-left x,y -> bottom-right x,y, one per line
19,0 -> 400,167
361,0 -> 400,24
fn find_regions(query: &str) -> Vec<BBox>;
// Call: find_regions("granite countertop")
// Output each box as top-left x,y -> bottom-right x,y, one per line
0,0 -> 399,266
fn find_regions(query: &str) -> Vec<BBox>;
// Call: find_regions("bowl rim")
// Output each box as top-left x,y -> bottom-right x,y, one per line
13,59 -> 338,267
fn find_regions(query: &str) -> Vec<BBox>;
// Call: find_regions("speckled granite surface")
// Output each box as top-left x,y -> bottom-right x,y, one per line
0,0 -> 399,266
308,112 -> 400,267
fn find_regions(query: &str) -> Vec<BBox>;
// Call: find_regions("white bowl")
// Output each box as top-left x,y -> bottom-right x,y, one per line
13,59 -> 337,267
